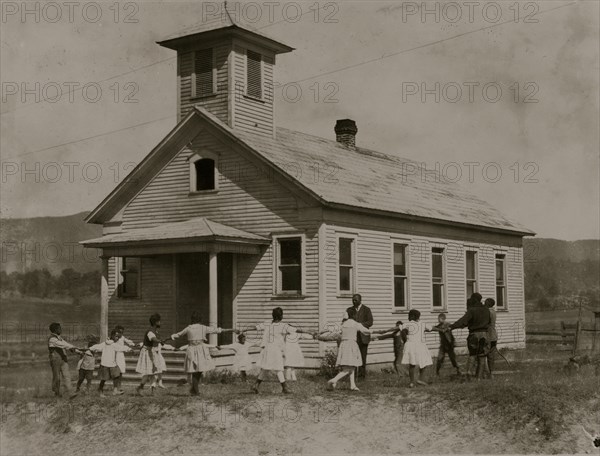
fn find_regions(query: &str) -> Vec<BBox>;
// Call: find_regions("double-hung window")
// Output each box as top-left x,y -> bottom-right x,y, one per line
431,247 -> 445,309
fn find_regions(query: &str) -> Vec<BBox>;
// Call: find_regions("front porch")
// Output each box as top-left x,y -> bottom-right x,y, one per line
82,217 -> 270,345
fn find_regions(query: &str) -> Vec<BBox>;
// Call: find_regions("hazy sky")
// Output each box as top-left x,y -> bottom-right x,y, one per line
1,0 -> 598,240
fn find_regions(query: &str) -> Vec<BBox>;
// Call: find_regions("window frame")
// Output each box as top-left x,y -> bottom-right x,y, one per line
465,249 -> 479,299
118,256 -> 141,299
245,48 -> 263,100
191,47 -> 217,99
431,246 -> 447,310
272,233 -> 305,296
336,234 -> 357,297
391,241 -> 410,312
495,253 -> 508,309
188,153 -> 219,194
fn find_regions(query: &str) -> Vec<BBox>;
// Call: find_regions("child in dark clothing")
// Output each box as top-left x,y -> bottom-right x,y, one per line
431,313 -> 461,376
372,321 -> 405,376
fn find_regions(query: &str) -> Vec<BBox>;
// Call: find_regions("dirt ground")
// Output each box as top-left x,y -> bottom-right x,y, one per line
1,347 -> 599,455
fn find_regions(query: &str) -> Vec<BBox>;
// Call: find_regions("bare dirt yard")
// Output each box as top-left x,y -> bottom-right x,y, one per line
0,345 -> 598,455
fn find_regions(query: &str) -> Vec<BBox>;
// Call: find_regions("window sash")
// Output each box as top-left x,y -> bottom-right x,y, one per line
393,244 -> 408,308
338,237 -> 354,293
431,248 -> 445,308
495,255 -> 507,307
120,257 -> 140,298
276,237 -> 302,294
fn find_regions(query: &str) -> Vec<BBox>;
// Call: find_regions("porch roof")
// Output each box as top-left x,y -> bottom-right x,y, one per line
81,217 -> 269,255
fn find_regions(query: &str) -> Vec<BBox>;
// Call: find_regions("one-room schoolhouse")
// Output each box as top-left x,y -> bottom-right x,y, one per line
82,10 -> 534,370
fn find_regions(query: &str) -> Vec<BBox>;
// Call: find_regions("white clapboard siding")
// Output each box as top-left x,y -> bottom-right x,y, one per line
108,255 -> 175,341
321,223 -> 526,362
113,132 -> 321,356
232,44 -> 275,137
179,43 -> 231,122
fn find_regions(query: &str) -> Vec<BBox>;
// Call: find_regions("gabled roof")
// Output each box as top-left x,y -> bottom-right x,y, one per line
81,217 -> 269,248
86,106 -> 534,236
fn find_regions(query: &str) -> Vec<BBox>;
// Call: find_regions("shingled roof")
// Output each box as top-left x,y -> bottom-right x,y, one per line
82,217 -> 269,247
198,107 -> 534,235
85,107 -> 533,236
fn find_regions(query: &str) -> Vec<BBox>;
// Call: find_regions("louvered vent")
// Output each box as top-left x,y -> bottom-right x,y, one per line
194,48 -> 214,97
246,50 -> 262,99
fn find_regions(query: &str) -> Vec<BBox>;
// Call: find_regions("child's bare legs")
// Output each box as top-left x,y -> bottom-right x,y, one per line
408,364 -> 416,387
137,374 -> 154,394
328,368 -> 349,388
291,369 -> 297,381
417,367 -> 428,385
285,367 -> 293,381
155,373 -> 165,388
348,369 -> 358,390
190,372 -> 202,395
151,373 -> 160,387
98,380 -> 106,396
436,350 -> 445,375
448,349 -> 461,374
252,369 -> 264,393
328,367 -> 357,390
113,377 -> 123,395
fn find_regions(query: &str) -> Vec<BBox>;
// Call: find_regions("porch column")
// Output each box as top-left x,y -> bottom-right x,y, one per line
208,251 -> 218,344
100,256 -> 110,341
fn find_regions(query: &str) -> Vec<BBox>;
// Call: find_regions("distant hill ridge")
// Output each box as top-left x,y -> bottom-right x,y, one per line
0,212 -> 102,275
0,212 -> 598,274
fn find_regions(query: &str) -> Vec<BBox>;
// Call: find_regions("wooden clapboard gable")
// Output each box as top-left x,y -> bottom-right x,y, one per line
110,128 -> 322,351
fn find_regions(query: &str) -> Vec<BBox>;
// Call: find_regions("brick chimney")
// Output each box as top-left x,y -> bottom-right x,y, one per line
334,119 -> 358,148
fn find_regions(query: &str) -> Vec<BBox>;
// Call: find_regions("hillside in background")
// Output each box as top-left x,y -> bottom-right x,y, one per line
0,212 -> 102,275
0,213 -> 598,310
524,238 -> 598,310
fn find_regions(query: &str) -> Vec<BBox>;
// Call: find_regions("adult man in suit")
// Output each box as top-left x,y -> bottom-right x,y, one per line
346,293 -> 373,378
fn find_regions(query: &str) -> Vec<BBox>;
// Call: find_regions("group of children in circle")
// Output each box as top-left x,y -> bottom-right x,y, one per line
70,304 -> 464,396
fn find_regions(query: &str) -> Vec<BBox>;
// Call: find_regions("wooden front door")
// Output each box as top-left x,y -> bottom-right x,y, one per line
175,252 -> 234,345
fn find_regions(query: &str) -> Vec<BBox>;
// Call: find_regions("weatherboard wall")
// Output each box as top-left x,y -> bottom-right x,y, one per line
108,131 -> 321,356
320,222 -> 526,364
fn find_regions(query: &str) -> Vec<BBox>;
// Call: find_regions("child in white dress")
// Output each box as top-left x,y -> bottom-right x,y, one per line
327,308 -> 371,391
114,325 -> 136,377
136,313 -> 167,395
284,328 -> 313,381
90,329 -> 132,396
217,333 -> 261,382
168,311 -> 236,396
401,309 -> 433,388
244,307 -> 313,394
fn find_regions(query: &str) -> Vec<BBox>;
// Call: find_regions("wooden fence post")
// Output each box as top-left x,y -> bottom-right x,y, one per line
593,311 -> 600,353
573,320 -> 581,355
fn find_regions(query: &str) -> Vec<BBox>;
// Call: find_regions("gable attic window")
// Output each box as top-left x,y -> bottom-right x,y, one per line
246,49 -> 262,99
192,48 -> 215,98
190,158 -> 216,192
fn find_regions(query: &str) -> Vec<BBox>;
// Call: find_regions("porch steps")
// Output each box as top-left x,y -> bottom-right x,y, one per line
120,347 -> 262,383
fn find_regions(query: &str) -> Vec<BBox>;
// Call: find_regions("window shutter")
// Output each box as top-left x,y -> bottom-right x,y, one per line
194,48 -> 213,97
246,50 -> 262,98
